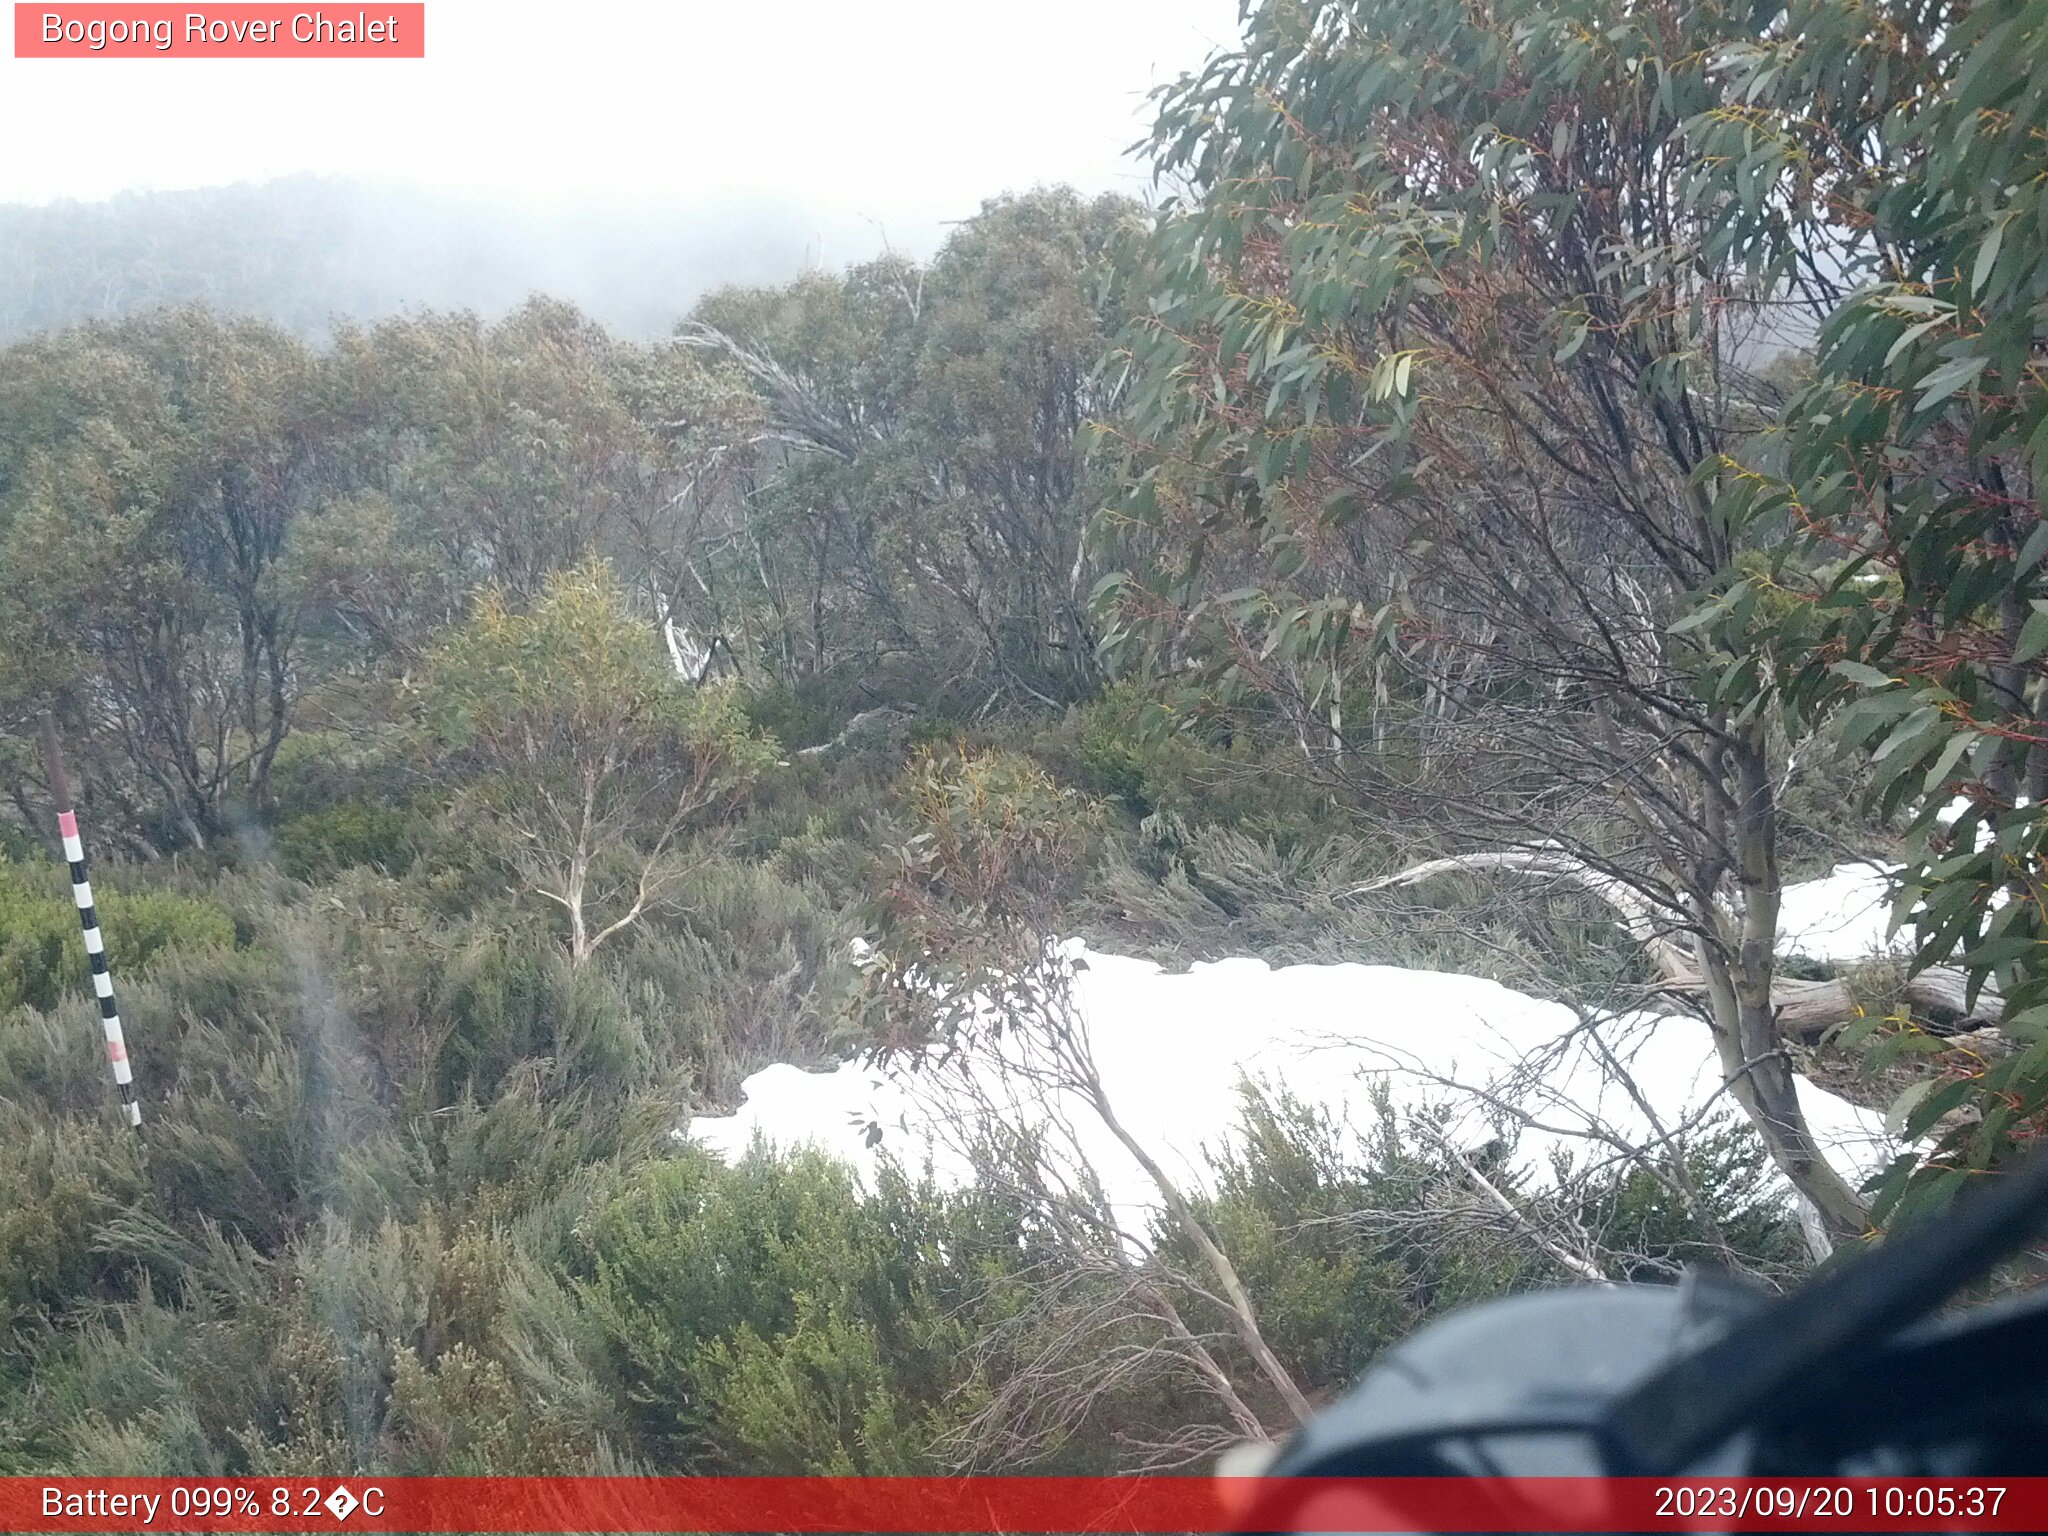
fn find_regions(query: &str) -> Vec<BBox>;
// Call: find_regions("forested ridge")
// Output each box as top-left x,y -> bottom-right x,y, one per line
0,177 -> 876,346
3,0 -> 2047,1480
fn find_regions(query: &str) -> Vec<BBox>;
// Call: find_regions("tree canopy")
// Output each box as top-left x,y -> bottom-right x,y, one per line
4,3 -> 2047,1485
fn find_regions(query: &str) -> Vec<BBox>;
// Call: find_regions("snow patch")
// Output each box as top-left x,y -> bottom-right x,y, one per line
1776,862 -> 1905,963
689,863 -> 1902,1225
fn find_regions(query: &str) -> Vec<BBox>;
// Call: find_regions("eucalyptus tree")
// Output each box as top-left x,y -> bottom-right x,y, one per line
325,300 -> 667,636
682,259 -> 930,685
1097,0 -> 1872,1237
681,190 -> 1139,710
421,559 -> 776,964
0,310 -> 340,846
1683,0 -> 2048,1221
905,191 -> 1139,706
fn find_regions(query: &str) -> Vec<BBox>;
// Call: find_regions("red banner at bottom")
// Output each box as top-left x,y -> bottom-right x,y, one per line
5,1475 -> 2043,1532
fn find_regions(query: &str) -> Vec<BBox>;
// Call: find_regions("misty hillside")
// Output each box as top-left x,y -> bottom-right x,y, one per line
0,176 -> 929,342
3,0 -> 2046,1494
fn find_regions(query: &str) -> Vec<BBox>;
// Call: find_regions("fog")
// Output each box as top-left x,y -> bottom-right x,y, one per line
0,176 -> 976,342
0,1 -> 1238,338
0,3 -> 1228,339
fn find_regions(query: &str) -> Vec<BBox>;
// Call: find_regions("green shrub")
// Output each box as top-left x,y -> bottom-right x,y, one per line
275,802 -> 416,882
740,680 -> 851,753
267,727 -> 413,822
579,1148 -> 980,1471
0,1116 -> 152,1341
0,859 -> 236,1015
1071,686 -> 1153,808
1054,683 -> 1339,849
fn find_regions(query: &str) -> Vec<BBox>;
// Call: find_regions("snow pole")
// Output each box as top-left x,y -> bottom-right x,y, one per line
38,713 -> 142,1131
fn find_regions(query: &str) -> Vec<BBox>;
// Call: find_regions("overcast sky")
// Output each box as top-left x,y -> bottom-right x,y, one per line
0,1 -> 1241,232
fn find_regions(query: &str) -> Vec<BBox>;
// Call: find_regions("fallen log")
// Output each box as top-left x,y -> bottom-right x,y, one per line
1345,848 -> 2012,1114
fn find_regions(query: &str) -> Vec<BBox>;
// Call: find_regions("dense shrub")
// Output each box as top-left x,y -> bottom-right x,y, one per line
266,728 -> 415,823
275,803 -> 416,882
0,858 -> 236,1014
578,1148 -> 982,1471
0,165 -> 1880,1481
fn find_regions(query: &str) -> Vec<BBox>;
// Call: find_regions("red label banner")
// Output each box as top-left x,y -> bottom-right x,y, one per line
3,1476 -> 2043,1532
14,5 -> 424,57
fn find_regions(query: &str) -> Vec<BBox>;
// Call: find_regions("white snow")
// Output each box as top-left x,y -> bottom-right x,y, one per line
687,869 -> 1904,1230
1775,824 -> 2016,961
1776,862 -> 1905,963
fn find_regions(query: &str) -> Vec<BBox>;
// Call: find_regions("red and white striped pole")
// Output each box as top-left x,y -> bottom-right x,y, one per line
38,713 -> 142,1131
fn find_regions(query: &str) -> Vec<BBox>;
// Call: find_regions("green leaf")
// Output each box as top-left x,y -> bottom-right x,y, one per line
1873,704 -> 1943,761
1922,730 -> 1979,795
1669,601 -> 1724,635
2014,604 -> 2048,664
1830,661 -> 1897,689
1885,1078 -> 1935,1138
1972,214 -> 2008,296
2017,522 -> 2048,577
1915,354 -> 1988,414
1904,1078 -> 1978,1141
1884,317 -> 1945,368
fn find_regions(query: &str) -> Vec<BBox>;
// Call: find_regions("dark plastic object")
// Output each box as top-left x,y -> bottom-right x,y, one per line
1248,1152 -> 2048,1521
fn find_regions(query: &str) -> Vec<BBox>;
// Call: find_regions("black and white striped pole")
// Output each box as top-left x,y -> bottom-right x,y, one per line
38,713 -> 142,1131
